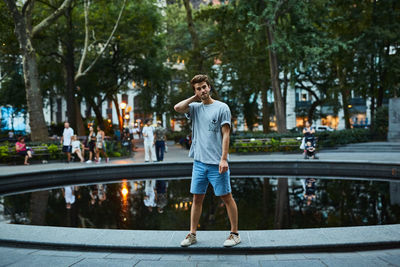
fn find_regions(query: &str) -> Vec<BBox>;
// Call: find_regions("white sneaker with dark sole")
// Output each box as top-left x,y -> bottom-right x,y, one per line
180,233 -> 197,247
223,234 -> 241,247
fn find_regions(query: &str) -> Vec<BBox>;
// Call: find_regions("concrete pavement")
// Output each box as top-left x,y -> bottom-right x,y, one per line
1,142 -> 400,266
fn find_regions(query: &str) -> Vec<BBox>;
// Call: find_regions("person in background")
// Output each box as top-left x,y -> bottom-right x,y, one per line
132,123 -> 140,151
15,136 -> 32,165
142,119 -> 157,162
121,130 -> 132,155
71,135 -> 84,162
95,125 -> 109,163
60,122 -> 74,163
85,126 -> 96,163
8,131 -> 14,141
154,121 -> 167,162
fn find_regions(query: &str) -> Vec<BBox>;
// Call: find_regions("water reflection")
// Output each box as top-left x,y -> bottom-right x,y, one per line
303,178 -> 317,206
144,180 -> 157,212
2,177 -> 400,230
63,186 -> 77,209
155,180 -> 168,214
89,185 -> 106,206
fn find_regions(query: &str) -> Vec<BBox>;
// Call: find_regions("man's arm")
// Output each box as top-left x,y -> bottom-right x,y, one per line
219,124 -> 230,174
174,95 -> 199,114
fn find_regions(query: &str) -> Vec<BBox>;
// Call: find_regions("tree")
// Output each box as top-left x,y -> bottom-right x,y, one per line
3,0 -> 73,141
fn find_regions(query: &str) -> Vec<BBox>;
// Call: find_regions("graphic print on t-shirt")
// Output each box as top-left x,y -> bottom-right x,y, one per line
208,118 -> 219,132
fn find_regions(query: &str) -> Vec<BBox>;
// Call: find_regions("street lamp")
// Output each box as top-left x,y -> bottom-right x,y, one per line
119,102 -> 127,110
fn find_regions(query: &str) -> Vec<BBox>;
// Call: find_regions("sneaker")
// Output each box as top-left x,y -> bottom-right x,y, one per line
180,233 -> 197,247
223,234 -> 241,247
86,160 -> 92,164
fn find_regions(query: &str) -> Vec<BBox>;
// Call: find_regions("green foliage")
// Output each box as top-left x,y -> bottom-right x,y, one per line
0,144 -> 9,159
231,137 -> 300,153
316,129 -> 372,147
371,106 -> 389,140
47,144 -> 60,160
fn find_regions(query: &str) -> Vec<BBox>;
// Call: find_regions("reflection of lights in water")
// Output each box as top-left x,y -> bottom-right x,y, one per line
174,201 -> 192,211
120,180 -> 129,228
121,187 -> 128,198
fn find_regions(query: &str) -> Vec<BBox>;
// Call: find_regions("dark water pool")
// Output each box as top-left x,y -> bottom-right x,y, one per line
1,177 -> 400,230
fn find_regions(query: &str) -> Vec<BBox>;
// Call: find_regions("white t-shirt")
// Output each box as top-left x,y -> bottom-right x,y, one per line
72,140 -> 81,151
63,128 -> 74,146
64,186 -> 75,204
142,125 -> 155,142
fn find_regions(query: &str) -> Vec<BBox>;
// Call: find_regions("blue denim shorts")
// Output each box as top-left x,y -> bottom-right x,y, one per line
190,160 -> 231,196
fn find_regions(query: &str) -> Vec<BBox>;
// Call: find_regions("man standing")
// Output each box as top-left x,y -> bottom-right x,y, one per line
61,122 -> 74,163
142,119 -> 157,162
174,74 -> 240,247
154,121 -> 167,162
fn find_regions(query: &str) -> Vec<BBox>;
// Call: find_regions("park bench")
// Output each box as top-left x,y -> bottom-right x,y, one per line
8,145 -> 60,165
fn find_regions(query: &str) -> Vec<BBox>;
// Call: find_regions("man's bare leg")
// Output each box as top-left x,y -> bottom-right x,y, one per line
190,194 -> 205,234
220,193 -> 238,233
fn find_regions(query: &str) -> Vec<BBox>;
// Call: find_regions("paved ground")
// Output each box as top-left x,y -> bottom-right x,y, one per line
1,246 -> 400,266
1,142 -> 399,175
1,142 -> 400,266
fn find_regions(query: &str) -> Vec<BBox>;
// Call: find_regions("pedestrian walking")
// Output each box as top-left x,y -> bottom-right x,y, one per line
95,126 -> 109,163
131,123 -> 140,151
174,74 -> 240,247
142,119 -> 157,162
85,126 -> 96,163
154,121 -> 167,161
61,122 -> 74,163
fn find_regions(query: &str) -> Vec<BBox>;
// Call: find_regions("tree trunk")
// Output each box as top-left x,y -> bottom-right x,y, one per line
86,96 -> 105,130
261,87 -> 270,133
30,191 -> 49,225
274,178 -> 290,229
308,99 -> 322,123
266,25 -> 286,133
262,178 -> 271,227
113,96 -> 123,133
19,27 -> 49,141
64,4 -> 77,130
182,0 -> 203,73
74,98 -> 86,135
337,64 -> 351,129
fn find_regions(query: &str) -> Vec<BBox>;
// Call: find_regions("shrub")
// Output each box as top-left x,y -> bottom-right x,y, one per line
0,145 -> 9,161
316,128 -> 371,147
47,144 -> 60,159
371,106 -> 388,140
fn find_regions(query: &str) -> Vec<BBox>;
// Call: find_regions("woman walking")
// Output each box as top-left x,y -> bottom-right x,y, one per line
95,126 -> 109,163
86,126 -> 97,163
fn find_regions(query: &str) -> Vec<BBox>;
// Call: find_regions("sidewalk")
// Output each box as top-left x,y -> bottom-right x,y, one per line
1,143 -> 399,176
1,245 -> 400,267
1,142 -> 400,266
